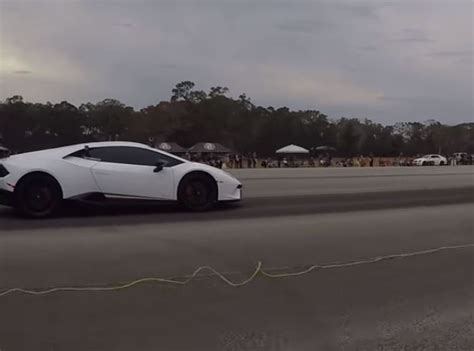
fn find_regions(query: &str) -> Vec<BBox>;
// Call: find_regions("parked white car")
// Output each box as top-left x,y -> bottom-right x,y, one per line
0,142 -> 242,217
412,154 -> 447,166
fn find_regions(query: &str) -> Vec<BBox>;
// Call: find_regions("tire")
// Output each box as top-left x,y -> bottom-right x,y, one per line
178,173 -> 217,211
14,173 -> 62,218
422,161 -> 426,166
440,161 -> 446,166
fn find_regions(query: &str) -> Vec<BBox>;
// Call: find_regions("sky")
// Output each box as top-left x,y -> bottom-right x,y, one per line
0,0 -> 472,124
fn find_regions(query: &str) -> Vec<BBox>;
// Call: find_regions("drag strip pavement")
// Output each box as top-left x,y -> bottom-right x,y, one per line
231,166 -> 474,197
0,167 -> 473,350
0,187 -> 473,230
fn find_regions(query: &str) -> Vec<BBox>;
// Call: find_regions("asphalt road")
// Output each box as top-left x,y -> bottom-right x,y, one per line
0,166 -> 473,350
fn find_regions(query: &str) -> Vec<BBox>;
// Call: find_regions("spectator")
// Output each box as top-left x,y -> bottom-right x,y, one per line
247,154 -> 252,168
283,157 -> 288,167
369,154 -> 374,167
252,152 -> 257,168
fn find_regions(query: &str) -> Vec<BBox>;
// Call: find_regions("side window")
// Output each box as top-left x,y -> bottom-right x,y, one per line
88,147 -> 181,167
68,148 -> 97,160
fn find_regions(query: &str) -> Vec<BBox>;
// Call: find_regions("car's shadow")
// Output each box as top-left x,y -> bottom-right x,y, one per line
0,201 -> 243,231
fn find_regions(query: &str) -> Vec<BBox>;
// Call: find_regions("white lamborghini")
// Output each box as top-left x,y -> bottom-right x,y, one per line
0,141 -> 242,217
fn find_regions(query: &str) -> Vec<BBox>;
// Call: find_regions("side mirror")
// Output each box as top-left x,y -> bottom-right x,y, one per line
153,160 -> 167,173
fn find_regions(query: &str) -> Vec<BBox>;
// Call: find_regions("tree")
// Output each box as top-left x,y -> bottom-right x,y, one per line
209,86 -> 229,98
0,84 -> 472,157
171,81 -> 196,102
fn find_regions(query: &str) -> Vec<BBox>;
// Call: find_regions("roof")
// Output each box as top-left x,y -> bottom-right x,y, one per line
7,141 -> 187,162
275,144 -> 309,154
155,142 -> 187,153
188,142 -> 232,153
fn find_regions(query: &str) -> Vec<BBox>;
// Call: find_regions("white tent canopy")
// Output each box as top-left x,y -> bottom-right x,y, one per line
275,144 -> 309,154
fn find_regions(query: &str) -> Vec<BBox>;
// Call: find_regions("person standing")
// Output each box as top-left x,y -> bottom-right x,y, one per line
252,152 -> 257,168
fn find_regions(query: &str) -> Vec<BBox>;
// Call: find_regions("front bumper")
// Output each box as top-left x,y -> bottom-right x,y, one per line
218,182 -> 243,202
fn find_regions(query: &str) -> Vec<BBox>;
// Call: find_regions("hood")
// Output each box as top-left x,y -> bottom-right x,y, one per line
191,162 -> 240,182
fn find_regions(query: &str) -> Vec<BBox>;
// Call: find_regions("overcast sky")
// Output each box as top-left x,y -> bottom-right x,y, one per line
0,0 -> 472,124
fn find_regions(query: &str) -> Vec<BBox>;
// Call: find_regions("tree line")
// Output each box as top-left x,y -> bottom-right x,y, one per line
0,81 -> 473,157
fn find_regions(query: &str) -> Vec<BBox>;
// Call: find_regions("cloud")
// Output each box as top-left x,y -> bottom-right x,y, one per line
113,22 -> 134,28
393,28 -> 434,43
359,45 -> 378,52
0,0 -> 472,124
229,64 -> 382,107
377,96 -> 434,104
428,50 -> 473,58
275,20 -> 327,34
344,3 -> 379,19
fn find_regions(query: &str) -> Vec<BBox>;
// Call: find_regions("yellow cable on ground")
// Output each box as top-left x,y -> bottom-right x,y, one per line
0,244 -> 472,298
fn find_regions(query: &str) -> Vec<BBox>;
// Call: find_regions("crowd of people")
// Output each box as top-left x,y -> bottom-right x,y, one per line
191,152 -> 473,169
450,153 -> 473,165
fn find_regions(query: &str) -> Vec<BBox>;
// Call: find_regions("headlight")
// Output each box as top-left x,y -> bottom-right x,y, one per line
220,169 -> 238,182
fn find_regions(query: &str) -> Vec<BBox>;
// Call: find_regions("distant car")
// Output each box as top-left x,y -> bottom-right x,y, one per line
412,154 -> 447,166
0,141 -> 242,217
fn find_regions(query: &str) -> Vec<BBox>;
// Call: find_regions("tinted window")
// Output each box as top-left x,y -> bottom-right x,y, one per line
70,147 -> 181,167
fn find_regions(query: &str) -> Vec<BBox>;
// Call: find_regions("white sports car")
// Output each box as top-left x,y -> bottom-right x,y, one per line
0,141 -> 242,217
412,154 -> 448,166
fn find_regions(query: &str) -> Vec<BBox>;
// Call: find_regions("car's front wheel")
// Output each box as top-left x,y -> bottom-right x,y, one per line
14,173 -> 62,218
178,173 -> 217,211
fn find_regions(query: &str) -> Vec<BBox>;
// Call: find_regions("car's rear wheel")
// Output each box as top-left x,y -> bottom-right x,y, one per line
15,174 -> 62,218
440,161 -> 446,166
178,173 -> 217,211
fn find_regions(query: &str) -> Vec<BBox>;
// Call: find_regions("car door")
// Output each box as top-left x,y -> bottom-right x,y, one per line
88,146 -> 177,200
430,155 -> 440,165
